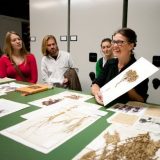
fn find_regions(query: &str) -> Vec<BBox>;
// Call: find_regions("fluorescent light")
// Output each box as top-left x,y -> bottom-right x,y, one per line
31,0 -> 66,9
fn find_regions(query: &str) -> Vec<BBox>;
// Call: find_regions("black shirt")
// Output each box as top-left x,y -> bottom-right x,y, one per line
92,54 -> 149,104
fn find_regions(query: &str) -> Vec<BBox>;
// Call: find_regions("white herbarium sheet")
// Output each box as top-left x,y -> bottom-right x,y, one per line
0,77 -> 15,83
101,57 -> 159,106
0,98 -> 29,117
107,103 -> 146,116
0,82 -> 27,96
73,123 -> 160,160
22,99 -> 103,120
0,99 -> 107,154
28,90 -> 93,108
133,115 -> 160,133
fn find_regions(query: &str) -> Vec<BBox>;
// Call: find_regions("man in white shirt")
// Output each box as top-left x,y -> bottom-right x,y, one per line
41,35 -> 74,86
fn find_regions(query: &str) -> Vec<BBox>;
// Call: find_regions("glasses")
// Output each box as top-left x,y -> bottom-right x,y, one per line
111,40 -> 128,46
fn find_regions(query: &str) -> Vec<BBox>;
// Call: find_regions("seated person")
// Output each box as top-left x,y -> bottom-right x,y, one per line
96,38 -> 113,78
91,28 -> 149,105
41,35 -> 76,87
0,31 -> 38,83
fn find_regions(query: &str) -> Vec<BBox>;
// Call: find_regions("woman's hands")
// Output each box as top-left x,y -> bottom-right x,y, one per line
91,84 -> 104,105
95,91 -> 104,105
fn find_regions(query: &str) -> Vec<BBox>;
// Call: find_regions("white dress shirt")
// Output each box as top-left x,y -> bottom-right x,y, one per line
41,50 -> 74,84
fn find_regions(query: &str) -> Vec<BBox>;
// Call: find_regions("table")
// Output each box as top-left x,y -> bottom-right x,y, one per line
0,85 -> 114,160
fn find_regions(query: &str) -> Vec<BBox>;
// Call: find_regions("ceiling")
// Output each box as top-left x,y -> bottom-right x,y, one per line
0,0 -> 29,20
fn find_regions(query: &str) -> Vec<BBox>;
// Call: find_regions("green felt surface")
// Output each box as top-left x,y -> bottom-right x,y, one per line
0,86 -> 114,160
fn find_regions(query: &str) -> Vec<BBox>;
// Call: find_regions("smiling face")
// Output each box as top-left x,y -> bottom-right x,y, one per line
101,41 -> 112,60
112,33 -> 134,61
10,33 -> 22,52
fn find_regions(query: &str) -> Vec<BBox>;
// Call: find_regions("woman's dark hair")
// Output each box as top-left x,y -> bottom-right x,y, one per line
101,38 -> 111,47
113,28 -> 137,47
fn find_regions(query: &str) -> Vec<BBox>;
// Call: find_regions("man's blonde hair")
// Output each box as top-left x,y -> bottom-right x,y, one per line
41,35 -> 58,56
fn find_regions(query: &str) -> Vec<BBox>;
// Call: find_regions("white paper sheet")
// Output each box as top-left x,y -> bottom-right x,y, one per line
0,77 -> 15,83
134,115 -> 160,133
0,100 -> 107,154
22,99 -> 104,119
0,98 -> 29,117
29,90 -> 93,108
0,92 -> 6,96
101,57 -> 159,106
0,82 -> 27,94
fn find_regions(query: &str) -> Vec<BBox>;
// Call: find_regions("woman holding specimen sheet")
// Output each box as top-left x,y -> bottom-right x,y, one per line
91,28 -> 149,105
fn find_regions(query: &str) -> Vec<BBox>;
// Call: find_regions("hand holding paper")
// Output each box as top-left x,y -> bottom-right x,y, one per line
100,57 -> 159,106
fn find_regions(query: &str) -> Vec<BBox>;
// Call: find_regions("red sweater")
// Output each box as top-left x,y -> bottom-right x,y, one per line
0,53 -> 38,83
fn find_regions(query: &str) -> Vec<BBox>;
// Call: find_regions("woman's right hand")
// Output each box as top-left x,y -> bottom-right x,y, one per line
95,91 -> 104,105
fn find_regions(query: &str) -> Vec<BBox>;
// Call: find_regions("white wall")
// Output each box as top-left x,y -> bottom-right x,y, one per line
30,0 -> 68,84
30,0 -> 160,104
127,0 -> 160,104
30,0 -> 123,93
70,0 -> 122,93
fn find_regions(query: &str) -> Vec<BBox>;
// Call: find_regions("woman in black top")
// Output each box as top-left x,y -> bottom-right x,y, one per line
91,28 -> 149,105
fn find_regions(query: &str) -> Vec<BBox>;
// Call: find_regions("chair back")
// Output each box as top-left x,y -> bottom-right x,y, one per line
64,68 -> 82,91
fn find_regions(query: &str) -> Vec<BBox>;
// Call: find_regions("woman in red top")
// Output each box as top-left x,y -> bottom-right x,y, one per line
0,31 -> 38,83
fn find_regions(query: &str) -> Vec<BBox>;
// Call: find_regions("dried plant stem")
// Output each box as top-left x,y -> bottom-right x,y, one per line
25,105 -> 78,131
115,69 -> 138,87
65,116 -> 89,133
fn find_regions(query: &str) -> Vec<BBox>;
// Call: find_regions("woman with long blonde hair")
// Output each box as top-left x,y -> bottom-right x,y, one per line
0,31 -> 38,83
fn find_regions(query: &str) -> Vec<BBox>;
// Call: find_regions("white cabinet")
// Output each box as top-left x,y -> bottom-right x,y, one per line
30,0 -> 68,82
30,0 -> 122,92
128,0 -> 160,104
